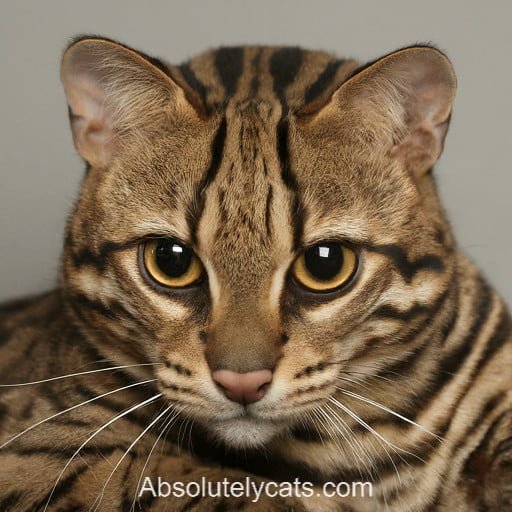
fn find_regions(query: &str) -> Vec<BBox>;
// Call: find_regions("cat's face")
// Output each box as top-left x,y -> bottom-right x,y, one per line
61,39 -> 456,448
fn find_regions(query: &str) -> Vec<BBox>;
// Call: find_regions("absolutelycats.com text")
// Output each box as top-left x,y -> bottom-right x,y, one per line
139,476 -> 373,503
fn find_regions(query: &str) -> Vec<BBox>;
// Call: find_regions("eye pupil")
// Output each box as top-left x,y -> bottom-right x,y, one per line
304,243 -> 344,281
155,240 -> 192,278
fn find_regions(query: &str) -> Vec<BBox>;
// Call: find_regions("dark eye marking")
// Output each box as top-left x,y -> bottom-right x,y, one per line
67,236 -> 129,272
367,243 -> 444,282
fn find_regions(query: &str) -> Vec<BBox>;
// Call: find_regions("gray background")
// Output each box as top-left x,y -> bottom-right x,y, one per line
0,0 -> 510,304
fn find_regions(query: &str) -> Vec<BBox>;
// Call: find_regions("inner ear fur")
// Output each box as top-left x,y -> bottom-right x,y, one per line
60,36 -> 196,167
321,46 -> 457,179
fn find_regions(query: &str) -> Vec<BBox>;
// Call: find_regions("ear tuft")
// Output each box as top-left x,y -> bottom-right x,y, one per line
61,36 -> 192,167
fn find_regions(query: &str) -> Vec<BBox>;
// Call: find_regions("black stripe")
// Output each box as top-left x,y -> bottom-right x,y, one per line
462,408 -> 509,479
249,48 -> 263,97
7,444 -> 119,459
291,424 -> 324,442
71,293 -> 116,320
178,63 -> 209,104
0,337 -> 39,382
475,309 -> 511,373
0,402 -> 7,429
425,281 -> 492,402
371,302 -> 431,322
69,240 -> 126,272
181,495 -> 203,511
214,47 -> 244,98
38,463 -> 89,508
379,282 -> 492,436
70,292 -> 146,331
189,117 -> 227,244
460,391 -> 506,448
269,48 -> 305,250
121,455 -> 138,511
440,279 -> 459,344
269,47 -> 303,111
0,490 -> 22,511
265,185 -> 273,237
41,381 -> 72,414
73,383 -> 152,430
200,117 -> 227,192
368,244 -> 444,283
276,119 -> 304,250
304,59 -> 345,104
434,295 -> 505,440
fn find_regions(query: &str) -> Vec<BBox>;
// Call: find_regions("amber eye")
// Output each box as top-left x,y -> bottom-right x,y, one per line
292,242 -> 358,292
142,239 -> 203,288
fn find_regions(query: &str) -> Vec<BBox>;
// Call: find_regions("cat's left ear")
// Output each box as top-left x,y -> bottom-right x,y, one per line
320,46 -> 457,179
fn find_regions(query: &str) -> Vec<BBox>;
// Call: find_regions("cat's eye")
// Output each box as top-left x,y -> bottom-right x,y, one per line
142,239 -> 204,288
292,242 -> 358,292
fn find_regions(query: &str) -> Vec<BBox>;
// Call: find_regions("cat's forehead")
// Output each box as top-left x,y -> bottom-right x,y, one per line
178,45 -> 357,112
99,45 -> 420,251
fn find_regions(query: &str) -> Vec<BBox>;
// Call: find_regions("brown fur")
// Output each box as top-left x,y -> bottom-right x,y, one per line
0,37 -> 510,511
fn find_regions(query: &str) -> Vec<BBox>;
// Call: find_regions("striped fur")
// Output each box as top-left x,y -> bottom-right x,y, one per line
0,37 -> 510,511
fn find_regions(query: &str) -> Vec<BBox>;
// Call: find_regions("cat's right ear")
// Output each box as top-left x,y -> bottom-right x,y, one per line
61,36 -> 197,167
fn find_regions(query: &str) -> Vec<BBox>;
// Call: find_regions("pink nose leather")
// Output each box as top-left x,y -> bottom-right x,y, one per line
212,369 -> 273,405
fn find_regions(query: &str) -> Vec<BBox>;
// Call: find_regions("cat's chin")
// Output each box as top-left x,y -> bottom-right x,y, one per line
209,416 -> 282,449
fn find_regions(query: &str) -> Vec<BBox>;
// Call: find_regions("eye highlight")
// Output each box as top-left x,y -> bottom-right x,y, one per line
292,242 -> 358,292
142,239 -> 204,288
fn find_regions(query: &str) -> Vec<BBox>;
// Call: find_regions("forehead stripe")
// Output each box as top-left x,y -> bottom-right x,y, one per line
214,47 -> 245,99
188,117 -> 227,245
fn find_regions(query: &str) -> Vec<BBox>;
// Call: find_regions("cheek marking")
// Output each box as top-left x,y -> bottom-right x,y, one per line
71,268 -> 121,303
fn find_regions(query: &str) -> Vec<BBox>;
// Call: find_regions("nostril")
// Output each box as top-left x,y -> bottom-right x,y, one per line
257,381 -> 271,393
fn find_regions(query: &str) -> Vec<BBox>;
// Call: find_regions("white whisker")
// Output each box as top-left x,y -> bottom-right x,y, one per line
329,396 -> 404,485
322,403 -> 378,481
0,363 -> 159,387
335,386 -> 442,441
91,403 -> 175,512
43,393 -> 162,512
132,408 -> 182,512
0,379 -> 156,450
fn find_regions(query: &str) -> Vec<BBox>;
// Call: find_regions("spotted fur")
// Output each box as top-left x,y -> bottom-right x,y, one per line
0,37 -> 510,511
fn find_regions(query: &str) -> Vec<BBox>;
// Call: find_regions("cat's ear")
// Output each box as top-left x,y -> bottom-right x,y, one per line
61,36 -> 196,167
321,46 -> 456,179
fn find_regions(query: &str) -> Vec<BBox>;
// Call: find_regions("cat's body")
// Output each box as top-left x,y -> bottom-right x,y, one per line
0,39 -> 511,511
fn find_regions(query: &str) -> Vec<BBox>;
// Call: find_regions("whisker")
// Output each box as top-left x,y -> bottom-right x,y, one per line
91,403 -> 175,512
131,408 -> 182,512
329,396 -> 404,485
0,363 -> 160,387
335,387 -> 442,441
0,379 -> 157,450
314,405 -> 366,482
320,403 -> 390,506
322,403 -> 377,482
43,393 -> 162,512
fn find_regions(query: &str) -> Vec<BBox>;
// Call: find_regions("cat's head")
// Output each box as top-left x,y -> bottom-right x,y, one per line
60,37 -> 456,448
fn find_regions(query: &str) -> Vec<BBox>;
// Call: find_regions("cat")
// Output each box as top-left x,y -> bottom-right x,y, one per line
0,35 -> 510,512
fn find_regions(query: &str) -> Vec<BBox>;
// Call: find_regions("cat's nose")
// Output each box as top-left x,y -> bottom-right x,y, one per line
212,369 -> 272,405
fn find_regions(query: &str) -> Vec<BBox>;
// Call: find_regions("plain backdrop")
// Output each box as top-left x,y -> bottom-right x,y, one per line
0,0 -> 510,304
